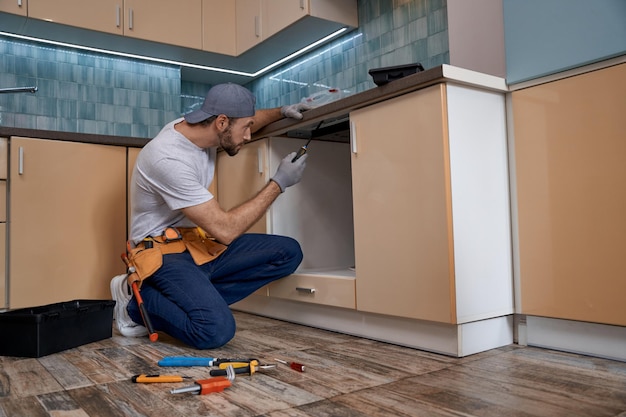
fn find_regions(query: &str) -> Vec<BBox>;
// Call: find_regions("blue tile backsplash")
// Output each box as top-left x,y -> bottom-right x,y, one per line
0,0 -> 448,138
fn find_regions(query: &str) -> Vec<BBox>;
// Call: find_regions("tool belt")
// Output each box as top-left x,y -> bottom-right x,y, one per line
125,227 -> 227,288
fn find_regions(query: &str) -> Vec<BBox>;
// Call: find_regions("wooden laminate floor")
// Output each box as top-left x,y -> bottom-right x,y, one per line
1,311 -> 625,417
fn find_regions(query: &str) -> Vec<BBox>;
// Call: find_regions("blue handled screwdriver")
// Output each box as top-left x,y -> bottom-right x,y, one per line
158,356 -> 253,367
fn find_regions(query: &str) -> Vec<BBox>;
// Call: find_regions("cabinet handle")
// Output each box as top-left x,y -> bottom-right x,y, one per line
257,147 -> 264,174
350,120 -> 357,154
254,15 -> 260,38
296,287 -> 315,294
18,146 -> 24,175
128,8 -> 134,30
116,5 -> 121,27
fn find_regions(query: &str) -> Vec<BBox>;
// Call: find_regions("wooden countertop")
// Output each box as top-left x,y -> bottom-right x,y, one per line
253,64 -> 507,140
0,126 -> 149,147
0,65 -> 506,147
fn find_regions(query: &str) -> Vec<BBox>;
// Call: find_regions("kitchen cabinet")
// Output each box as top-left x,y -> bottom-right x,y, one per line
351,84 -> 513,325
0,138 -> 6,309
202,0 -> 236,56
216,138 -> 269,235
123,0 -> 202,49
230,69 -> 514,356
236,0 -> 263,54
512,63 -> 626,327
27,0 -> 123,36
236,0 -> 358,55
0,0 -> 26,16
9,137 -> 127,308
27,0 -> 202,49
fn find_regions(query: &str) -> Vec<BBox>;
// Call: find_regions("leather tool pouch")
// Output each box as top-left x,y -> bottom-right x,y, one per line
126,228 -> 227,288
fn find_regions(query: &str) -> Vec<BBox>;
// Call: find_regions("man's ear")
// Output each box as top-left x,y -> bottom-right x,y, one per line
216,114 -> 229,131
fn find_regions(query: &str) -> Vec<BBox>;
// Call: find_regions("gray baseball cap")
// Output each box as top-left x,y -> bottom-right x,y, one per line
184,83 -> 256,123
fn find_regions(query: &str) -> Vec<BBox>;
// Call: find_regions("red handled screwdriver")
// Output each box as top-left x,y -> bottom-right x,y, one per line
275,358 -> 306,372
170,366 -> 236,395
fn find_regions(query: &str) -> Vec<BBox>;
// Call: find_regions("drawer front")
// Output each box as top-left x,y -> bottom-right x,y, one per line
269,273 -> 355,309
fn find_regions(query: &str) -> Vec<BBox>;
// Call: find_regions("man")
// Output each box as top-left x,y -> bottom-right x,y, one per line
111,83 -> 310,349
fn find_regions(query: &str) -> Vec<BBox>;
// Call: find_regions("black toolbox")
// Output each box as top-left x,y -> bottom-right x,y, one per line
368,63 -> 425,86
0,299 -> 115,358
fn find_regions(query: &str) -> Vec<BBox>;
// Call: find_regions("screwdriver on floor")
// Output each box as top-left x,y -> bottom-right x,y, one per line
275,358 -> 306,372
132,374 -> 191,383
170,365 -> 236,395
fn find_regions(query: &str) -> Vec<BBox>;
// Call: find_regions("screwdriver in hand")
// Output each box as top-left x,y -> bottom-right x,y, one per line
275,358 -> 306,372
291,138 -> 312,162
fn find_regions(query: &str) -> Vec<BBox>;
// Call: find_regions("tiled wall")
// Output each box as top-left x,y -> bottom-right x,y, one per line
0,0 -> 448,138
0,37 -> 180,138
247,0 -> 448,108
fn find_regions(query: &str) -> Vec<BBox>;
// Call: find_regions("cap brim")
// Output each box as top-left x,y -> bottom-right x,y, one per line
184,109 -> 213,124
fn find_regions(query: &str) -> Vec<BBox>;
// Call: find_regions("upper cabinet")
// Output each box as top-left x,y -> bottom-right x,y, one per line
3,0 -> 356,58
27,0 -> 202,49
202,0 -> 237,56
123,0 -> 202,49
27,0 -> 123,36
0,0 -> 26,16
236,0 -> 357,55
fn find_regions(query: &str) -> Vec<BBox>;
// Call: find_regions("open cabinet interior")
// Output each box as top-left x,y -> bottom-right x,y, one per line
267,136 -> 355,277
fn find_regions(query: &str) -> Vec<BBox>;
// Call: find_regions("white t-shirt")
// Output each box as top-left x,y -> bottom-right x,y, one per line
129,118 -> 216,245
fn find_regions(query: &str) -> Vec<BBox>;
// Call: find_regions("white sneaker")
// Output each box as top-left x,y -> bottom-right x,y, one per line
110,274 -> 149,337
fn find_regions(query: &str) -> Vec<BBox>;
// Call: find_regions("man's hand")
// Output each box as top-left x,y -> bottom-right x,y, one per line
281,103 -> 312,120
271,152 -> 308,192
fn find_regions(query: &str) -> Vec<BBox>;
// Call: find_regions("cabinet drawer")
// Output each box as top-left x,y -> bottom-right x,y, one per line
269,273 -> 355,309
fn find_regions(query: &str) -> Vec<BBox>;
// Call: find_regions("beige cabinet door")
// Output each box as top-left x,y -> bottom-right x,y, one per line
124,0 -> 202,49
9,137 -> 127,308
236,0 -> 263,54
350,85 -> 456,323
216,139 -> 268,234
512,63 -> 626,326
0,0 -> 27,16
202,0 -> 236,55
262,0 -> 308,39
28,0 -> 123,35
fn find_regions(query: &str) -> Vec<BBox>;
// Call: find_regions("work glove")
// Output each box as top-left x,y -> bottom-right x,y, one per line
281,102 -> 312,120
271,152 -> 308,192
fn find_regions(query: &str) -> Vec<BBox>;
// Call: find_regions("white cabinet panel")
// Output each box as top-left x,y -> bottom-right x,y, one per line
446,84 -> 513,323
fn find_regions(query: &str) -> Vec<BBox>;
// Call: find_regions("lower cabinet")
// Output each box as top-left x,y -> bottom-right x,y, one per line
512,63 -> 626,327
9,137 -> 128,308
350,84 -> 513,325
225,80 -> 514,356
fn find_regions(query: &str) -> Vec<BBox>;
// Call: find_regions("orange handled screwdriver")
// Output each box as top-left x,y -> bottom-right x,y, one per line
275,358 -> 306,372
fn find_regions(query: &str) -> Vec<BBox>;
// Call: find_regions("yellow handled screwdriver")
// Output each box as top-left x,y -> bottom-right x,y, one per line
132,374 -> 191,383
291,138 -> 312,162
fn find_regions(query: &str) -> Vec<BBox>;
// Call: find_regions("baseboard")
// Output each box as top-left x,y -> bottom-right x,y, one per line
526,316 -> 626,362
232,296 -> 513,357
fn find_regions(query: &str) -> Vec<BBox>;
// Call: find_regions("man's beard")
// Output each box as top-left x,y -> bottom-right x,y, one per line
219,125 -> 239,156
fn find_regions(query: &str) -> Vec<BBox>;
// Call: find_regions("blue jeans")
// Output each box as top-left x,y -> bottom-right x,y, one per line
127,233 -> 302,349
